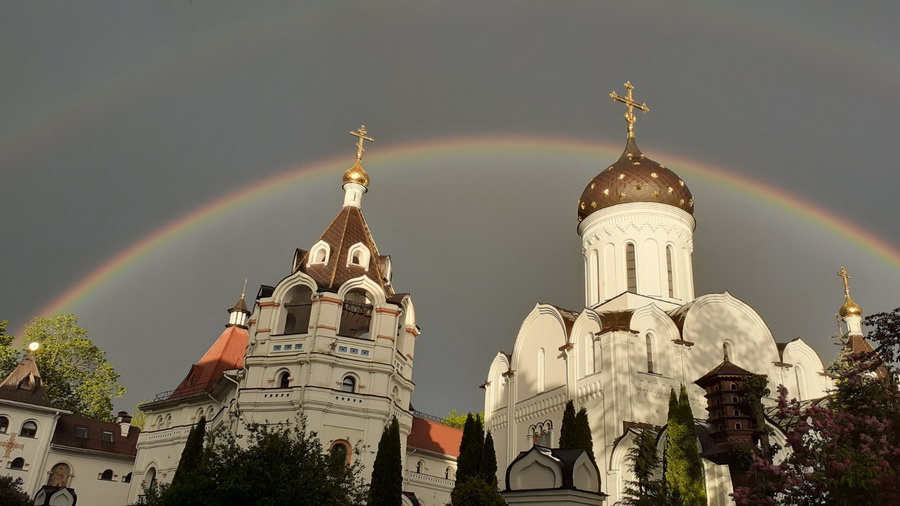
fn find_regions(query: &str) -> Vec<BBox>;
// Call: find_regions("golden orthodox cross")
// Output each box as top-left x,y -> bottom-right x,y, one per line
349,125 -> 375,161
1,432 -> 25,458
838,266 -> 853,297
609,81 -> 649,137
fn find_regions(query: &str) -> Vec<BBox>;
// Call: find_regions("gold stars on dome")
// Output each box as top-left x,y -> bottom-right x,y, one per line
838,266 -> 863,318
343,125 -> 375,188
609,81 -> 649,139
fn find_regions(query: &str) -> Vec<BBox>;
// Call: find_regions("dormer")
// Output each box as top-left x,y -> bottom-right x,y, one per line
347,243 -> 371,270
308,240 -> 331,267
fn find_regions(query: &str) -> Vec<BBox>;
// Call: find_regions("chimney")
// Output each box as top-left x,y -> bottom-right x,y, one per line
115,411 -> 133,437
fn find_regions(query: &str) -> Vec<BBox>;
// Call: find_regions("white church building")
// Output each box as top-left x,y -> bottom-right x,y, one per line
482,83 -> 845,504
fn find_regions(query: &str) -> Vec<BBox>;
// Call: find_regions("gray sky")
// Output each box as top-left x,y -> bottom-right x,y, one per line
2,1 -> 899,417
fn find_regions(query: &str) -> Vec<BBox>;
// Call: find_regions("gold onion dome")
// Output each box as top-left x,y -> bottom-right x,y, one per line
342,159 -> 370,188
578,136 -> 693,222
840,297 -> 863,318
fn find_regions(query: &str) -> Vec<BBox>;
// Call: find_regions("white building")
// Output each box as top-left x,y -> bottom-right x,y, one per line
128,127 -> 461,506
0,352 -> 140,506
482,83 -> 841,504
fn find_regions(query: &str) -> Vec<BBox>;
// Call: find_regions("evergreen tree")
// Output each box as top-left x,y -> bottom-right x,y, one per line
164,417 -> 208,506
664,386 -> 706,506
456,413 -> 485,484
574,407 -> 594,459
481,431 -> 498,485
450,477 -> 507,506
619,426 -> 668,506
369,417 -> 402,506
559,400 -> 577,449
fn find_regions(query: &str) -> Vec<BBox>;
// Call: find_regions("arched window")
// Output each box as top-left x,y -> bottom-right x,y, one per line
145,467 -> 158,491
164,414 -> 172,429
347,243 -> 370,270
10,457 -> 25,470
341,376 -> 356,393
734,408 -> 741,416
583,334 -> 595,376
339,289 -> 373,338
206,406 -> 215,420
283,285 -> 312,335
0,416 -> 8,434
645,334 -> 654,373
730,382 -> 737,390
391,386 -> 400,404
99,469 -> 114,481
309,241 -> 330,265
21,421 -> 37,438
537,348 -> 545,392
735,422 -> 743,430
415,460 -> 424,474
123,472 -> 132,483
723,342 -> 732,361
278,371 -> 291,389
625,243 -> 637,292
445,467 -> 452,479
330,441 -> 350,465
731,396 -> 739,403
48,463 -> 71,486
195,408 -> 205,422
666,245 -> 675,297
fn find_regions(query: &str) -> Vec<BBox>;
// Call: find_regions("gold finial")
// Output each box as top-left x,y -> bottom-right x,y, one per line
609,81 -> 649,138
349,125 -> 375,162
838,266 -> 862,318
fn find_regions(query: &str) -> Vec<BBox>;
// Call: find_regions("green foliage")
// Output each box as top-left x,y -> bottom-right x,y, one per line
131,403 -> 148,430
442,409 -> 481,429
0,321 -> 18,377
0,475 -> 30,506
369,417 -> 402,506
457,413 -> 485,484
619,427 -> 669,506
481,431 -> 498,485
664,386 -> 706,506
450,477 -> 507,506
574,408 -> 594,459
145,415 -> 367,506
743,374 -> 774,460
14,315 -> 125,420
164,417 -> 208,506
559,400 -> 577,449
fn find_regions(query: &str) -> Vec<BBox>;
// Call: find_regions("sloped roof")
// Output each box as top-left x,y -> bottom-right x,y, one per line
169,325 -> 248,399
597,309 -> 635,333
695,358 -> 754,385
541,303 -> 580,336
407,416 -> 463,457
51,414 -> 140,457
297,205 -> 393,294
0,355 -> 51,407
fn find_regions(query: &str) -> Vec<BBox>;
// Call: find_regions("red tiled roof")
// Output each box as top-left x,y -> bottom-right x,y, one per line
51,414 -> 140,456
170,325 -> 248,399
407,416 -> 463,458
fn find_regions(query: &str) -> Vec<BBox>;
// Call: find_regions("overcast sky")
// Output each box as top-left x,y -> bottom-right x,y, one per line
2,1 -> 899,417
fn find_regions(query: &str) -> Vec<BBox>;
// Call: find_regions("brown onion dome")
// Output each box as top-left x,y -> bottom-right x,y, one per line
578,136 -> 693,223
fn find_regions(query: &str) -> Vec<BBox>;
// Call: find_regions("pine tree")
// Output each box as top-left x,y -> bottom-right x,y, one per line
369,417 -> 402,506
574,407 -> 594,459
559,400 -> 577,449
481,431 -> 498,485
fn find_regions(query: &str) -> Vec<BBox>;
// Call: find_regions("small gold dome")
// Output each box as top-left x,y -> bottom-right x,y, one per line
342,160 -> 369,188
840,297 -> 862,318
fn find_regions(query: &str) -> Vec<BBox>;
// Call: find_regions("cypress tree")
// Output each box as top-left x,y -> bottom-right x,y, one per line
480,431 -> 498,485
369,417 -> 402,506
559,400 -> 577,449
456,413 -> 485,484
164,417 -> 208,505
574,407 -> 594,459
664,386 -> 707,506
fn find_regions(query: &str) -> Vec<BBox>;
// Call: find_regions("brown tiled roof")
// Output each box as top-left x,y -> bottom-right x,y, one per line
51,414 -> 140,457
297,206 -> 392,294
407,416 -> 463,457
0,355 -> 51,407
597,310 -> 635,333
578,136 -> 693,223
169,325 -> 248,399
695,359 -> 754,385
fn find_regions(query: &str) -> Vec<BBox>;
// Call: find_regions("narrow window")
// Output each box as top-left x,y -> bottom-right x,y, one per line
101,430 -> 114,443
734,408 -> 741,416
341,376 -> 356,393
279,371 -> 291,389
646,335 -> 654,373
75,426 -> 88,439
735,422 -> 743,430
10,457 -> 25,470
123,472 -> 132,483
666,246 -> 675,297
146,467 -> 158,491
445,467 -> 452,479
732,396 -> 739,403
416,460 -> 424,473
0,416 -> 8,434
537,348 -> 545,392
99,469 -> 114,481
21,421 -> 37,438
730,382 -> 737,390
330,441 -> 350,465
626,243 -> 637,292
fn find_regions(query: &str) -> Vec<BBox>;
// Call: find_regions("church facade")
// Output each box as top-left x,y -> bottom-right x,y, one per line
482,83 -> 839,504
126,126 -> 461,506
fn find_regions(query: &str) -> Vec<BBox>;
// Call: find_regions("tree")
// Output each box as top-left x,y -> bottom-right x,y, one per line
481,431 -> 498,485
574,407 -> 594,459
0,321 -> 18,376
1,315 -> 125,420
164,417 -> 208,506
456,413 -> 484,484
442,409 -> 476,429
619,426 -> 668,506
0,475 -> 30,506
450,477 -> 507,506
664,386 -> 706,506
145,415 -> 367,505
733,308 -> 900,506
559,400 -> 577,449
369,417 -> 402,506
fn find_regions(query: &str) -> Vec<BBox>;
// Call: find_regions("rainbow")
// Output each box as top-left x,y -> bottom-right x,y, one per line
22,136 -> 900,335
